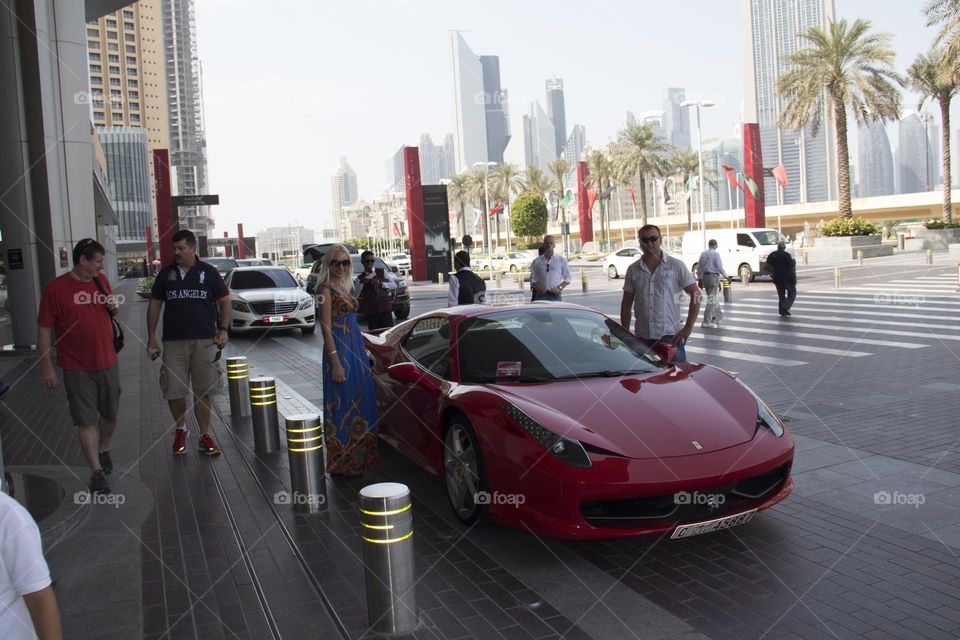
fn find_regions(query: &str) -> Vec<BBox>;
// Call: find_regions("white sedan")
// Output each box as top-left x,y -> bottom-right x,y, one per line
385,253 -> 411,274
602,247 -> 641,279
225,267 -> 315,334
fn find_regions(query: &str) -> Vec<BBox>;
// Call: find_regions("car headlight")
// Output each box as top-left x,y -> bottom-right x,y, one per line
397,278 -> 407,290
298,297 -> 313,310
733,378 -> 784,437
500,403 -> 592,468
231,300 -> 251,313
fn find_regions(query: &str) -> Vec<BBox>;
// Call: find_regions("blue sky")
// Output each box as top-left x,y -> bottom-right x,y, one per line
196,0 -> 942,235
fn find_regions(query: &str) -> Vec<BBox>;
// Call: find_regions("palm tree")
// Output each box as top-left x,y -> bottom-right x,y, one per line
926,0 -> 960,73
776,18 -> 901,219
446,172 -> 471,240
586,149 -> 615,248
669,147 -> 718,230
907,48 -> 958,223
548,158 -> 573,251
466,168 -> 491,253
612,122 -> 670,227
489,163 -> 523,247
521,166 -> 552,195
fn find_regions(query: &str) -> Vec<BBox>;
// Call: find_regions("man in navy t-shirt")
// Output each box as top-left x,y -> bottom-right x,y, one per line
147,229 -> 231,456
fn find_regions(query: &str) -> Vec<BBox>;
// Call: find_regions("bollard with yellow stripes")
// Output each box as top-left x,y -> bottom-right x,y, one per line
722,278 -> 732,302
927,249 -> 934,265
360,483 -> 418,635
581,267 -> 588,293
857,249 -> 863,266
284,414 -> 325,514
248,376 -> 280,454
226,356 -> 251,417
834,267 -> 842,289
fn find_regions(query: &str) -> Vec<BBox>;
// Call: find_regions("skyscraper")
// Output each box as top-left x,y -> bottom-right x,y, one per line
386,146 -> 405,192
418,133 -> 455,185
563,124 -> 586,168
163,0 -> 212,232
897,113 -> 927,194
331,157 -> 359,232
98,127 -> 153,243
479,55 -> 510,164
857,120 -> 894,197
742,0 -> 836,205
523,102 -> 557,173
663,88 -> 690,149
450,32 -> 488,172
546,78 -> 567,158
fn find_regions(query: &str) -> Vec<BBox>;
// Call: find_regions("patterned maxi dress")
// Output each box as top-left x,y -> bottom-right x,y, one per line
321,285 -> 379,475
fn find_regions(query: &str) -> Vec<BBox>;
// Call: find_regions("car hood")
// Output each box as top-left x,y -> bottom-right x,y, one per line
492,365 -> 759,459
231,288 -> 310,303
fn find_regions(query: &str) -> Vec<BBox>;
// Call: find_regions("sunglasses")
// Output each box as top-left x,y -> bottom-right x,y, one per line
332,259 -> 351,268
640,236 -> 660,243
210,346 -> 223,363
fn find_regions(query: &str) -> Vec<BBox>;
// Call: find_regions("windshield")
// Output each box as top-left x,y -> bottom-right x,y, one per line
206,258 -> 238,271
753,230 -> 787,246
230,268 -> 298,289
458,309 -> 663,383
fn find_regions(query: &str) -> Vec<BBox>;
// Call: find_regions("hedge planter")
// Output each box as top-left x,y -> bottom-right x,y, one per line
804,235 -> 893,262
915,228 -> 960,251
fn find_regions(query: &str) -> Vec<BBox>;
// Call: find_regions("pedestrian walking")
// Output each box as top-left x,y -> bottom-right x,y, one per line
37,238 -> 121,493
766,240 -> 797,317
353,251 -> 396,330
529,235 -> 571,301
448,251 -> 486,306
318,244 -> 378,476
620,225 -> 701,362
0,491 -> 62,640
696,239 -> 728,328
146,230 -> 230,457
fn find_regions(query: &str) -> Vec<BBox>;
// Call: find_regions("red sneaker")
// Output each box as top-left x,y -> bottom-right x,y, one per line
172,428 -> 188,455
198,433 -> 221,457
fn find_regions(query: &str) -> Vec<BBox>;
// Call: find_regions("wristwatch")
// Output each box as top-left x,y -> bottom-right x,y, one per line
218,325 -> 228,332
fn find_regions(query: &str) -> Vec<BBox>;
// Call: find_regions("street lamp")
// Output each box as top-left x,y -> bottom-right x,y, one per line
681,99 -> 715,248
473,161 -> 497,277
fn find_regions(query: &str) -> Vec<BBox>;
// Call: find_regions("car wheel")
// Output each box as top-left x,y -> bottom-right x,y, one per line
301,323 -> 316,335
607,264 -> 618,279
394,306 -> 410,321
739,264 -> 753,283
444,418 -> 489,525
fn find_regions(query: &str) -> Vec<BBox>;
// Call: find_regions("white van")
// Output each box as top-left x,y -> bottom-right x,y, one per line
681,228 -> 792,282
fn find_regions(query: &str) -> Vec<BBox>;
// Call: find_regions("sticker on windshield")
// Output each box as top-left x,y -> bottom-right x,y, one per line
496,361 -> 522,377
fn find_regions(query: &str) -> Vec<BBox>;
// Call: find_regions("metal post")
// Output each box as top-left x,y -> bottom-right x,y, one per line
834,268 -> 842,289
249,377 -> 280,454
360,482 -> 417,635
802,249 -> 808,265
495,270 -> 501,288
226,356 -> 251,417
857,250 -> 863,266
285,414 -> 325,514
580,267 -> 588,293
437,272 -> 443,285
517,272 -> 524,290
926,249 -> 933,265
722,278 -> 731,302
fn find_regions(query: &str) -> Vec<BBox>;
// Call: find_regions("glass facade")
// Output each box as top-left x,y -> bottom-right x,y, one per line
98,127 -> 151,243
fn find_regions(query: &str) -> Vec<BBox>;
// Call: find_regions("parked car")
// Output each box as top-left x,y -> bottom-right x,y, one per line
681,228 -> 792,282
204,257 -> 239,277
225,267 -> 315,334
304,245 -> 410,321
385,253 -> 411,274
236,258 -> 273,267
492,252 -> 532,272
363,303 -> 794,539
602,247 -> 641,279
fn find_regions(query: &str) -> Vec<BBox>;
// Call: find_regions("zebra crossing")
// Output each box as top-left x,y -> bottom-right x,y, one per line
683,272 -> 957,368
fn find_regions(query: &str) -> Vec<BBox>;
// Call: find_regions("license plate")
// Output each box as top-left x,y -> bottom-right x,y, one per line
264,315 -> 286,324
670,509 -> 756,539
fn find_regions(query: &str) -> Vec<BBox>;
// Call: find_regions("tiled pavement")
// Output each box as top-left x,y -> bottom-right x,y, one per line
2,261 -> 960,639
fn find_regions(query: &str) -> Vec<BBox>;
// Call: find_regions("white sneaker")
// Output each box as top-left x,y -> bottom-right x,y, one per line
714,321 -> 721,328
701,322 -> 712,328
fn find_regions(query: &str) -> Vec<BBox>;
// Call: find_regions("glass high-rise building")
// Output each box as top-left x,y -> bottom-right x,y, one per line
857,120 -> 894,197
897,114 -> 928,195
546,78 -> 566,158
450,32 -> 488,173
98,127 -> 152,243
663,88 -> 690,149
742,0 -> 836,205
479,55 -> 510,164
331,157 -> 359,234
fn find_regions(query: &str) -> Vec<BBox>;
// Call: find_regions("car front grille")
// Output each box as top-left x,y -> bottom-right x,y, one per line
580,464 -> 790,528
250,301 -> 299,315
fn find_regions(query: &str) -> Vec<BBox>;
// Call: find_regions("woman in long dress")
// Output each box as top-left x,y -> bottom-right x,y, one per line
318,245 -> 378,475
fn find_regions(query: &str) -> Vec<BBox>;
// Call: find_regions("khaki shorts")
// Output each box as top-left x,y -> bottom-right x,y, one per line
63,364 -> 121,426
159,339 -> 223,400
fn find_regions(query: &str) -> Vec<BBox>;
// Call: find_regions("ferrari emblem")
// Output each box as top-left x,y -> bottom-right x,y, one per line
691,441 -> 703,450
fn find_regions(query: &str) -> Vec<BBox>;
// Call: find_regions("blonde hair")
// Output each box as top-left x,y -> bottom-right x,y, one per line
318,244 -> 357,304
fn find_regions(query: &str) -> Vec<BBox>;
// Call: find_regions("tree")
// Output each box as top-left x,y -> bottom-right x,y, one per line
612,122 -> 670,227
548,157 -> 573,250
510,191 -> 548,241
907,48 -> 958,223
466,168 -> 491,252
926,0 -> 960,74
776,18 -> 901,219
489,163 -> 523,247
521,166 -> 552,195
585,149 -> 615,247
669,147 -> 718,230
446,172 -> 471,240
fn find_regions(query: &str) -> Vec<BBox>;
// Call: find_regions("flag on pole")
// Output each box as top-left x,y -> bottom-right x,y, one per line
392,222 -> 401,237
663,181 -> 671,204
559,189 -> 573,208
742,174 -> 762,200
772,163 -> 788,188
488,203 -> 504,217
586,189 -> 598,218
721,165 -> 739,189
626,186 -> 637,211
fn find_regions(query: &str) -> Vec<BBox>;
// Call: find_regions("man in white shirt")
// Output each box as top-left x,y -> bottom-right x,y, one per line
696,239 -> 728,328
0,492 -> 61,639
529,235 -> 571,301
620,225 -> 701,362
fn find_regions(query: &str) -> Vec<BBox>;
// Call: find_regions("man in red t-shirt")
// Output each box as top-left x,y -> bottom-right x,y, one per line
37,239 -> 120,494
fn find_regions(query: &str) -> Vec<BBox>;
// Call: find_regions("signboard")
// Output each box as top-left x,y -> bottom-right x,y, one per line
422,184 -> 451,282
171,194 -> 220,208
7,249 -> 23,270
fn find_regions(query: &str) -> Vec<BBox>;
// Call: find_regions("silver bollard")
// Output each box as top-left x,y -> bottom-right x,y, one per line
581,267 -> 588,293
360,483 -> 418,635
722,278 -> 732,302
517,272 -> 524,290
857,249 -> 863,266
285,414 -> 325,514
249,377 -> 280,454
802,249 -> 808,265
226,356 -> 251,417
926,249 -> 933,265
495,270 -> 502,288
834,267 -> 842,289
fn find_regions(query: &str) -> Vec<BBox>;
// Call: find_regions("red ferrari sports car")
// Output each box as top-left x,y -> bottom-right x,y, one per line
363,303 -> 794,540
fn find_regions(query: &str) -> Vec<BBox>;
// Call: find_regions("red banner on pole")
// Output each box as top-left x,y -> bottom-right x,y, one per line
577,161 -> 593,243
237,223 -> 246,259
403,146 -> 426,281
743,124 -> 765,227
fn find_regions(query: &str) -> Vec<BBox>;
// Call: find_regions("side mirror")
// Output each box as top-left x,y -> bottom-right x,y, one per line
652,342 -> 677,364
